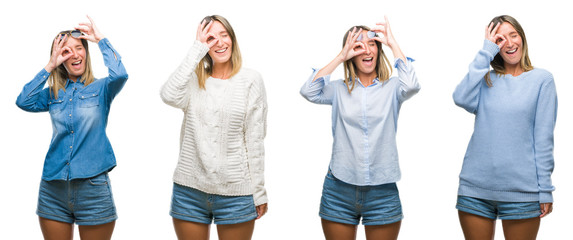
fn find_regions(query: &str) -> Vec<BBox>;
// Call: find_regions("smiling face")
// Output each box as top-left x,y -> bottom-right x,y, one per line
206,21 -> 233,65
62,37 -> 87,82
351,30 -> 379,77
496,22 -> 523,69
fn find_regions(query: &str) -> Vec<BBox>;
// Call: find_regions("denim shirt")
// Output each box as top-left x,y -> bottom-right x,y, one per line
300,58 -> 420,186
16,38 -> 128,181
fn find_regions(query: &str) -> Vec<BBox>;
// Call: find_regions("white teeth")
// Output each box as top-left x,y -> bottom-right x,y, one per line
507,49 -> 517,54
215,48 -> 227,53
364,57 -> 373,61
72,61 -> 81,65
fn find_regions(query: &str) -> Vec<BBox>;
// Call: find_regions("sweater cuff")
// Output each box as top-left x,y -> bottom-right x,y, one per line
539,192 -> 553,203
483,39 -> 500,57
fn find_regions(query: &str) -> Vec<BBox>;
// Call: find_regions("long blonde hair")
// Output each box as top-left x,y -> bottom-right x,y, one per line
485,15 -> 533,87
342,25 -> 392,93
48,32 -> 94,99
195,15 -> 242,89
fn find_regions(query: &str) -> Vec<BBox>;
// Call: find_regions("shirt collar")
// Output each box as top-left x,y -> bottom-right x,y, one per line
355,77 -> 380,88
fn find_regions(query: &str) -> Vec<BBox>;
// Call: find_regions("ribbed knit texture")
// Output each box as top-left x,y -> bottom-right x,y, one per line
161,41 -> 268,206
453,40 -> 557,203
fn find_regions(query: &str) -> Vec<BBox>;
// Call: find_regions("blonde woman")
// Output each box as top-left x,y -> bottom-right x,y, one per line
300,16 -> 420,240
161,15 -> 268,240
453,15 -> 556,239
15,16 -> 128,240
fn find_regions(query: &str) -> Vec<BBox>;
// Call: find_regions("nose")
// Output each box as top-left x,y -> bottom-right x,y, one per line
71,49 -> 79,58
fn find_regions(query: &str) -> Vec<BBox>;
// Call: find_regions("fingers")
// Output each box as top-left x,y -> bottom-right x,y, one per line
495,34 -> 507,48
539,203 -> 553,218
256,204 -> 268,219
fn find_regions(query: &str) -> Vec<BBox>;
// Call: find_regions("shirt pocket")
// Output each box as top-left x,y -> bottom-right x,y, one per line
48,98 -> 65,114
78,92 -> 100,108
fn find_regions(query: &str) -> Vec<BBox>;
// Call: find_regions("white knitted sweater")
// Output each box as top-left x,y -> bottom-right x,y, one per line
161,41 -> 268,206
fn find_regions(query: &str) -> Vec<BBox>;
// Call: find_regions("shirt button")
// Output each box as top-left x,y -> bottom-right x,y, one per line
69,114 -> 72,117
71,131 -> 74,134
69,98 -> 72,101
69,146 -> 73,149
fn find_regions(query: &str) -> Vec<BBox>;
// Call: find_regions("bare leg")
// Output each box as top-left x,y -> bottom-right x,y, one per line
458,211 -> 495,240
217,220 -> 255,240
502,217 -> 540,240
173,218 -> 210,240
39,217 -> 73,240
78,221 -> 115,240
364,221 -> 401,240
321,219 -> 358,240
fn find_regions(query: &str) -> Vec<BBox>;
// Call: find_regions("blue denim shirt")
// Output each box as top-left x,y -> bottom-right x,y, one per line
16,38 -> 128,181
300,58 -> 420,186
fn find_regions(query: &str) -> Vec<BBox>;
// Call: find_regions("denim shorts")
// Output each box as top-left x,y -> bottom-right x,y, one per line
170,183 -> 257,225
36,172 -> 117,225
456,195 -> 541,220
319,170 -> 403,226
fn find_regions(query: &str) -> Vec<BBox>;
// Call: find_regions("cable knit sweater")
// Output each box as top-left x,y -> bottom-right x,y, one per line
161,41 -> 268,206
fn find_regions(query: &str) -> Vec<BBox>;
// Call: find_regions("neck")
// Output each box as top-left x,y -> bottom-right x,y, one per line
357,72 -> 376,87
211,62 -> 232,79
504,63 -> 524,77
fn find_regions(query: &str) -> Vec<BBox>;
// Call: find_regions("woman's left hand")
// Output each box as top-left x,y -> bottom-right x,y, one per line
370,16 -> 406,63
539,203 -> 553,218
371,16 -> 398,48
255,203 -> 268,219
76,15 -> 105,43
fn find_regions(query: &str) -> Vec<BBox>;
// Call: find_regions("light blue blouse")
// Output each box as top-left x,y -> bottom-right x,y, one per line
300,58 -> 420,186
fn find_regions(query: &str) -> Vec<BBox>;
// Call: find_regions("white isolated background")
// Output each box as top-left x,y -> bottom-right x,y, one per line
0,0 -> 571,239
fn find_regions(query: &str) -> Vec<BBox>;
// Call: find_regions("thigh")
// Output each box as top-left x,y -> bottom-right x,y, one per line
319,171 -> 360,225
78,221 -> 115,240
456,195 -> 497,219
361,183 -> 403,226
74,173 -> 118,226
170,183 -> 212,224
173,217 -> 210,240
216,220 -> 255,240
37,180 -> 74,224
458,210 -> 496,240
39,217 -> 74,240
364,221 -> 401,240
502,217 -> 540,240
321,218 -> 358,240
212,195 -> 257,225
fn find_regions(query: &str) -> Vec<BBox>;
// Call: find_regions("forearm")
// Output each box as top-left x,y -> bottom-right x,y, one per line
161,41 -> 209,109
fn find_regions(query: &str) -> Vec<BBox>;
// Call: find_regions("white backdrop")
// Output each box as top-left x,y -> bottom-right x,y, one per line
1,0 -> 571,239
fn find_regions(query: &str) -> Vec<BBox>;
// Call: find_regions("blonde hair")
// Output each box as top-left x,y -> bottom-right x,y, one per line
195,15 -> 242,89
342,25 -> 392,93
485,15 -> 533,87
48,32 -> 94,99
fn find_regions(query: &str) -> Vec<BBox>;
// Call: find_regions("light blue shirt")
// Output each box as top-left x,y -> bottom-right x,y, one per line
16,38 -> 128,181
300,58 -> 420,186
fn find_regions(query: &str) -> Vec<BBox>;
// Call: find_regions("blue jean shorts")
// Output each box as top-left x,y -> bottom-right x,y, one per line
36,172 -> 117,225
170,183 -> 257,225
456,195 -> 541,220
319,170 -> 403,226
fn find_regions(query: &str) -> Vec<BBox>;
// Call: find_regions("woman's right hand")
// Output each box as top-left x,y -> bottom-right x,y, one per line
196,19 -> 218,48
486,22 -> 506,49
45,34 -> 73,73
337,27 -> 366,62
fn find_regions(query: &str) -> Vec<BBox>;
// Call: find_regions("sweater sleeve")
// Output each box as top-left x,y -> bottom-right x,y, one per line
99,38 -> 129,103
395,57 -> 420,103
15,69 -> 51,112
534,75 -> 557,203
160,40 -> 209,109
245,71 -> 268,206
453,40 -> 499,114
299,69 -> 335,105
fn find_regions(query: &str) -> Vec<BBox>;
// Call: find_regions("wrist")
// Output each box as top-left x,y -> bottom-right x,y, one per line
44,63 -> 55,73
